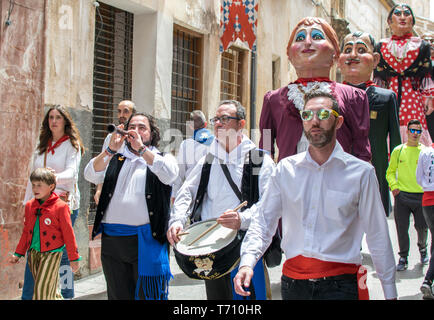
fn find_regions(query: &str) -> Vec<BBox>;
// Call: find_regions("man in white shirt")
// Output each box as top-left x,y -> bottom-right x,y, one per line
84,113 -> 178,300
171,110 -> 214,199
233,91 -> 397,300
167,100 -> 275,300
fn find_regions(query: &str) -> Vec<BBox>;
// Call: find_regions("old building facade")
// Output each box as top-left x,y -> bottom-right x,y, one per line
0,0 -> 432,299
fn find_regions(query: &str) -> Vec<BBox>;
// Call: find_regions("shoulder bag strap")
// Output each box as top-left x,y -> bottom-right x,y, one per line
219,160 -> 243,201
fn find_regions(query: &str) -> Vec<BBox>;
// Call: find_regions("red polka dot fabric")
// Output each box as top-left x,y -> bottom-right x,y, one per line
381,42 -> 427,130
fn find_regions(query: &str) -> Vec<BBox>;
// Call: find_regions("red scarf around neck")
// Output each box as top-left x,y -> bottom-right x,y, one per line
294,77 -> 331,86
47,135 -> 70,155
391,33 -> 412,41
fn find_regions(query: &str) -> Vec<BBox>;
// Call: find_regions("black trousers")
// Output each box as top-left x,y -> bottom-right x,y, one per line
394,192 -> 428,258
101,233 -> 144,300
281,274 -> 358,300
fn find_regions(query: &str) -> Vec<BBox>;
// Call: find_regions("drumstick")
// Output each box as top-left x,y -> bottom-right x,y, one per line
176,232 -> 189,236
188,201 -> 248,246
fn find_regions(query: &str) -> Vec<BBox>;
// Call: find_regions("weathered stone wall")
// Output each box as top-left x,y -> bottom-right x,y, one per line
0,0 -> 47,300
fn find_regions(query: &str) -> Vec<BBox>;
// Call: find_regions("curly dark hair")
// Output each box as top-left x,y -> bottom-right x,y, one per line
125,112 -> 161,147
37,105 -> 85,155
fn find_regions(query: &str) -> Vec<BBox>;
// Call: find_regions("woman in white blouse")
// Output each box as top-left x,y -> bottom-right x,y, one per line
21,105 -> 84,300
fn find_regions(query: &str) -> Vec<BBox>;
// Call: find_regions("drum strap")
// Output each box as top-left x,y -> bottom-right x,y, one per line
219,161 -> 242,201
190,149 -> 264,223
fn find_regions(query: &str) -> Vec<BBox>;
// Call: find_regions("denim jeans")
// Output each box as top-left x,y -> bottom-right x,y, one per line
281,274 -> 358,300
21,210 -> 78,300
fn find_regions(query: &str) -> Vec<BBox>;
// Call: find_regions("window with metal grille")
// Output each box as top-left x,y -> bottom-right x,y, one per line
90,2 -> 133,222
220,48 -> 244,101
171,27 -> 202,141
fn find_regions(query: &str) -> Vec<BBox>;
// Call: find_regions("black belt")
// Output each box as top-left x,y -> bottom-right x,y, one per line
283,273 -> 356,282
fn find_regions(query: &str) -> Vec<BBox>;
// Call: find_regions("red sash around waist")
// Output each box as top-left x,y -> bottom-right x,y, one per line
282,255 -> 369,300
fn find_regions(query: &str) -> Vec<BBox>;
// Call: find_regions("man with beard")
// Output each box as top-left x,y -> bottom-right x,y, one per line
233,91 -> 397,300
94,100 -> 136,205
338,31 -> 401,216
84,113 -> 178,300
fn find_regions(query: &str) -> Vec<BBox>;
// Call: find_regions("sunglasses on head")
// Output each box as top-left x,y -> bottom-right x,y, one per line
300,108 -> 339,121
409,128 -> 422,134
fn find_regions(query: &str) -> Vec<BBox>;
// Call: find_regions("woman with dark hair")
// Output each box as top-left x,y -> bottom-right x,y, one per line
374,3 -> 434,145
21,105 -> 84,300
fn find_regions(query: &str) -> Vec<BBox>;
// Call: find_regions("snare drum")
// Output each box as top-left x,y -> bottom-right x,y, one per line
173,219 -> 244,280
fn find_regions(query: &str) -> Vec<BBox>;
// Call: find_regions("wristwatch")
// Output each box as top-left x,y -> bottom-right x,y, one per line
137,145 -> 147,156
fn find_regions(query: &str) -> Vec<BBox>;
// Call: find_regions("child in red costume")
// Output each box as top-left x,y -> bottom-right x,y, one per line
9,168 -> 80,300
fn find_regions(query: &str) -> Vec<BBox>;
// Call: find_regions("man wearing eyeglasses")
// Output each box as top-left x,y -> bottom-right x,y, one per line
386,119 -> 429,272
233,90 -> 397,300
167,100 -> 275,300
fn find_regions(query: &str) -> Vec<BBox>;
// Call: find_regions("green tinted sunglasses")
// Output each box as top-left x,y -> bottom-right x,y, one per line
300,108 -> 340,121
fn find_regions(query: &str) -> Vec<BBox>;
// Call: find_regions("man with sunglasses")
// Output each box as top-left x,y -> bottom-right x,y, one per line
386,119 -> 429,272
234,91 -> 397,300
167,100 -> 275,300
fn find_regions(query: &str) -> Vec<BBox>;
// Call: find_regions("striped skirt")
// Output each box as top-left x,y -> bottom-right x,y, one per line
28,249 -> 63,300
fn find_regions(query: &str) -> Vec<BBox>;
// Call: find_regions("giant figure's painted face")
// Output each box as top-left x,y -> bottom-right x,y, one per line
288,23 -> 336,72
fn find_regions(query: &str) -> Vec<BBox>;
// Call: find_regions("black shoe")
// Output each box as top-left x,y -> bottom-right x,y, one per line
396,257 -> 408,271
420,249 -> 429,265
421,280 -> 434,300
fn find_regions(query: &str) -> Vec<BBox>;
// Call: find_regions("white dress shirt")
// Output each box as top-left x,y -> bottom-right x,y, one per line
416,145 -> 434,191
240,142 -> 397,299
84,144 -> 178,226
169,135 -> 275,230
24,140 -> 81,210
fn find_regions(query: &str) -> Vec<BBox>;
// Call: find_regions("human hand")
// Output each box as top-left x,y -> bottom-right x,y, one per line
8,255 -> 20,264
217,210 -> 241,230
108,124 -> 127,152
94,189 -> 101,205
392,189 -> 400,197
233,266 -> 254,296
167,225 -> 183,246
126,129 -> 144,153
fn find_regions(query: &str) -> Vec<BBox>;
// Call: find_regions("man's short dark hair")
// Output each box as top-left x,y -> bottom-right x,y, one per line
125,112 -> 161,147
218,100 -> 246,120
304,91 -> 340,115
407,119 -> 422,129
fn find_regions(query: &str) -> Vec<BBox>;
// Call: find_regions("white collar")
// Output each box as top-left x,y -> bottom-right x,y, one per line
295,141 -> 348,168
209,135 -> 256,164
